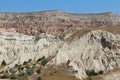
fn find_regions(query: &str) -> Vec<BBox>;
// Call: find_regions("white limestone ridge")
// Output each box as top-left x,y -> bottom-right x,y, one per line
49,30 -> 120,79
0,29 -> 120,80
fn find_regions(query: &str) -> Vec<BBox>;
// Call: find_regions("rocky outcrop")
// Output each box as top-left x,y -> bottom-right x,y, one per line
0,29 -> 120,80
50,30 -> 120,79
0,30 -> 63,68
0,10 -> 120,35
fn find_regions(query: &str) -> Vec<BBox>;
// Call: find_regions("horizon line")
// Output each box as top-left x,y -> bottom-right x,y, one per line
0,9 -> 119,16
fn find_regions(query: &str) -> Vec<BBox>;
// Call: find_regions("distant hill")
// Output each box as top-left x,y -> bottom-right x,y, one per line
0,10 -> 120,35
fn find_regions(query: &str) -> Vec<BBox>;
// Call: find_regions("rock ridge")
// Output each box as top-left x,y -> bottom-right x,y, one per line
0,29 -> 119,80
0,10 -> 120,35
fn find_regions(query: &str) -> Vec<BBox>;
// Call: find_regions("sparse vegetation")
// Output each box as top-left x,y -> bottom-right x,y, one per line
1,71 -> 9,79
9,68 -> 17,79
0,56 -> 79,80
1,60 -> 6,66
98,70 -> 103,74
23,61 -> 28,65
37,77 -> 42,80
26,67 -> 34,75
0,57 -> 47,80
41,59 -> 48,66
36,68 -> 41,74
37,56 -> 45,62
86,70 -> 104,76
15,64 -> 19,68
86,70 -> 98,76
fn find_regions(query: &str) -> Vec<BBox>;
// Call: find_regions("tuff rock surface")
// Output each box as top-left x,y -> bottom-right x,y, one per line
0,10 -> 120,35
50,30 -> 120,79
0,29 -> 120,80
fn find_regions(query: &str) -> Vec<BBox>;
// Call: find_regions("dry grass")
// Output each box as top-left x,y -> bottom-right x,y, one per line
67,26 -> 120,42
41,64 -> 79,80
0,66 -> 4,70
84,75 -> 104,80
0,79 -> 11,80
84,68 -> 120,80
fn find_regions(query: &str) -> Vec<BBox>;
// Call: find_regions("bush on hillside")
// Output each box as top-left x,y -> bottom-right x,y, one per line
1,60 -> 6,66
41,59 -> 48,66
86,70 -> 104,76
37,77 -> 42,80
36,69 -> 41,74
37,56 -> 45,62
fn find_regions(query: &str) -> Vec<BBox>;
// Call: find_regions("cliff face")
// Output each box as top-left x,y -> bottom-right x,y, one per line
0,29 -> 120,80
0,10 -> 120,35
0,10 -> 120,80
50,30 -> 120,79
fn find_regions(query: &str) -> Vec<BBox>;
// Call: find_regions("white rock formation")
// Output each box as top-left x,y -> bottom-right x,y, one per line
0,29 -> 120,80
50,30 -> 120,79
0,30 -> 63,68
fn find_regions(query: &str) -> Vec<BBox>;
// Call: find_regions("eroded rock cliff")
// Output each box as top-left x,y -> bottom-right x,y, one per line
0,10 -> 120,35
50,30 -> 120,79
0,29 -> 119,80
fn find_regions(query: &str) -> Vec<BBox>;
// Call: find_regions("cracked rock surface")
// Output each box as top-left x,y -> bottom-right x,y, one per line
0,29 -> 120,80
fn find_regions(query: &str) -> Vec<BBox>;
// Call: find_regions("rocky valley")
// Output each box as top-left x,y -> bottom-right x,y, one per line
0,10 -> 120,80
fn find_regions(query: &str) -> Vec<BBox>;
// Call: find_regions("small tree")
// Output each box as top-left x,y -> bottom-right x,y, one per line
1,71 -> 9,79
1,60 -> 6,66
23,61 -> 28,65
37,77 -> 42,80
26,67 -> 33,75
86,70 -> 98,76
37,56 -> 45,62
41,59 -> 48,66
36,69 -> 41,74
98,70 -> 103,74
14,64 -> 19,68
10,69 -> 17,79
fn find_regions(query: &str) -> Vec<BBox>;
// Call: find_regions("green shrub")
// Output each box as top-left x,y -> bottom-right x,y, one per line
98,70 -> 103,74
86,70 -> 98,76
41,59 -> 48,66
20,67 -> 24,71
37,56 -> 45,62
37,77 -> 42,80
25,65 -> 30,69
1,71 -> 9,79
10,74 -> 16,79
18,65 -> 22,71
26,67 -> 33,75
36,69 -> 41,74
23,61 -> 28,65
15,64 -> 19,68
1,60 -> 6,66
86,70 -> 104,76
9,69 -> 17,74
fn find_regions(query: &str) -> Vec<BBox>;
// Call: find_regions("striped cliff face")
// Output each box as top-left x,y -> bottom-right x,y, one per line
0,10 -> 120,35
